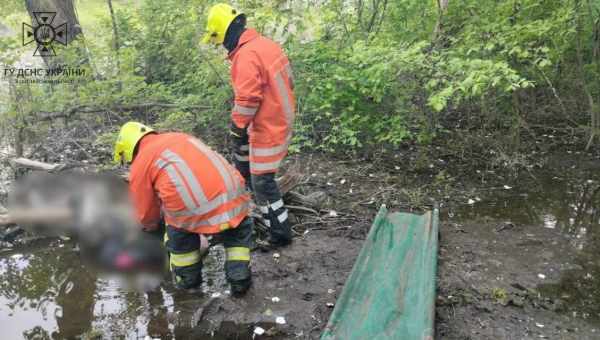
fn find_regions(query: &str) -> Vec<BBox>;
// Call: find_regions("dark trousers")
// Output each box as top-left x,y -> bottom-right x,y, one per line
232,135 -> 292,245
164,217 -> 252,289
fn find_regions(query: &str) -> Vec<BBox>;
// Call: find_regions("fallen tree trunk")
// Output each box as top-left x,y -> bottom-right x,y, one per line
11,157 -> 62,171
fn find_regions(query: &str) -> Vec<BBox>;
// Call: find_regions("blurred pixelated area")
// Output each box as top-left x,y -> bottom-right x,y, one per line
7,172 -> 165,280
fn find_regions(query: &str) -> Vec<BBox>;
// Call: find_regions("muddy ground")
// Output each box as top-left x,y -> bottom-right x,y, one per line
1,132 -> 599,339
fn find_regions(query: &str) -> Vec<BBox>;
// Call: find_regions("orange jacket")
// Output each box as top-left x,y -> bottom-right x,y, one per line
229,29 -> 295,174
129,133 -> 250,234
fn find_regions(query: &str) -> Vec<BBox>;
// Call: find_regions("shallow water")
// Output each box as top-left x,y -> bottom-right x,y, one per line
0,240 -> 231,339
453,170 -> 600,320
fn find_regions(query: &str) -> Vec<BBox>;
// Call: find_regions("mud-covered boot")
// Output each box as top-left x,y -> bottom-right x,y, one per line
225,260 -> 251,296
260,199 -> 292,247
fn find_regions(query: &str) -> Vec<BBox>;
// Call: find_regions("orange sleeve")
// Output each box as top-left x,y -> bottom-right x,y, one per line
129,164 -> 161,231
231,50 -> 263,128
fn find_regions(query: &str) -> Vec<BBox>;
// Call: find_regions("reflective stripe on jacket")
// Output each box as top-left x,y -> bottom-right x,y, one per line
129,133 -> 250,234
229,29 -> 295,174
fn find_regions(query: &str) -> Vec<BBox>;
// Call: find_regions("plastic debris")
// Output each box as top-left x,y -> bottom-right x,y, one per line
535,322 -> 545,328
340,179 -> 346,184
538,273 -> 546,279
273,253 -> 280,259
328,210 -> 338,217
503,185 -> 512,190
254,326 -> 265,335
271,296 -> 280,303
327,289 -> 335,294
467,199 -> 476,205
276,316 -> 286,324
326,302 -> 335,308
211,292 -> 221,298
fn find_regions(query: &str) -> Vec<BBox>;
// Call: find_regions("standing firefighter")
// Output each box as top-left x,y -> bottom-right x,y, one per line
114,122 -> 252,295
202,3 -> 295,247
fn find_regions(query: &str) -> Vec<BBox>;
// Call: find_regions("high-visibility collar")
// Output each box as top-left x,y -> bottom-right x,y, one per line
228,29 -> 259,60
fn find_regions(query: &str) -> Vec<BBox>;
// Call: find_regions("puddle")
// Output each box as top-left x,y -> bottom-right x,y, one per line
0,238 -> 258,339
452,171 -> 600,320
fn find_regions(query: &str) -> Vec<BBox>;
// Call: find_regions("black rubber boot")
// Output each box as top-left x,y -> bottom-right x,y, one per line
252,173 -> 293,247
222,217 -> 253,296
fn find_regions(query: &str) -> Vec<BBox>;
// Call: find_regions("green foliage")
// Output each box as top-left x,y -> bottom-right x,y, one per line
0,0 -> 598,158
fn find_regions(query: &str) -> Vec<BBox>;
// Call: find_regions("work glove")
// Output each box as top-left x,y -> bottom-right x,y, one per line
229,122 -> 248,143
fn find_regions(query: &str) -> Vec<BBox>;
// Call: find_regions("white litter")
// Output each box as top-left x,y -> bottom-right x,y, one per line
535,322 -> 545,328
394,166 -> 400,170
273,253 -> 280,259
276,316 -> 286,324
254,326 -> 265,335
271,296 -> 280,303
211,292 -> 221,298
328,210 -> 338,217
503,185 -> 512,190
467,199 -> 476,205
538,273 -> 546,279
327,289 -> 335,294
326,302 -> 335,308
340,179 -> 346,184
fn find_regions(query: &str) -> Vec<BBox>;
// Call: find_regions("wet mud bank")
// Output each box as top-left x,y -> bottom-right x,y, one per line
1,148 -> 599,339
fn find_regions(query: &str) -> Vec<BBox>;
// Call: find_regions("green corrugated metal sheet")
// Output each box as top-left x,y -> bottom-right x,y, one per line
321,206 -> 439,340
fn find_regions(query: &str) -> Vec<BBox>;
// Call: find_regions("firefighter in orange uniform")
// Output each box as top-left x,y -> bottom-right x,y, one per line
203,3 -> 295,247
114,122 -> 252,295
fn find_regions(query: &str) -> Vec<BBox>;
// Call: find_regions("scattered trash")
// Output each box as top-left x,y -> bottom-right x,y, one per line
543,214 -> 557,229
273,253 -> 280,259
254,326 -> 266,335
394,166 -> 400,170
535,322 -> 545,328
211,292 -> 221,298
328,210 -> 338,217
327,289 -> 335,294
276,316 -> 286,324
538,273 -> 546,279
264,308 -> 273,316
503,185 -> 512,190
326,302 -> 335,308
340,179 -> 346,184
326,181 -> 333,186
271,296 -> 280,303
467,199 -> 476,205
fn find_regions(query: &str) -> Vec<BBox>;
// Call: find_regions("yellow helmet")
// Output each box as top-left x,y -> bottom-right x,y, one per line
202,3 -> 241,45
113,121 -> 154,164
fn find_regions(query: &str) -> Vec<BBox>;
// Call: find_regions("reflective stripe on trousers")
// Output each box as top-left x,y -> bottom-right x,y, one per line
258,198 -> 288,227
226,247 -> 250,261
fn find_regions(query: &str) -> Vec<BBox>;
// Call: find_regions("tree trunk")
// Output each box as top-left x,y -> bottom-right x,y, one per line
433,0 -> 449,43
107,0 -> 121,77
24,0 -> 84,66
574,0 -> 598,150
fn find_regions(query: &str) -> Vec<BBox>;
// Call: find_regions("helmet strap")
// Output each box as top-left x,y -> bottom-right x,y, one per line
223,14 -> 247,53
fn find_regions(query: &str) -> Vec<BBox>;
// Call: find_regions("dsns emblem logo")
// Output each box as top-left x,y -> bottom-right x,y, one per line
23,12 -> 68,57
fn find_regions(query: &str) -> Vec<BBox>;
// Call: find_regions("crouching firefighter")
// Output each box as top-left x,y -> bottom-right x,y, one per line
114,122 -> 253,295
203,3 -> 296,247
